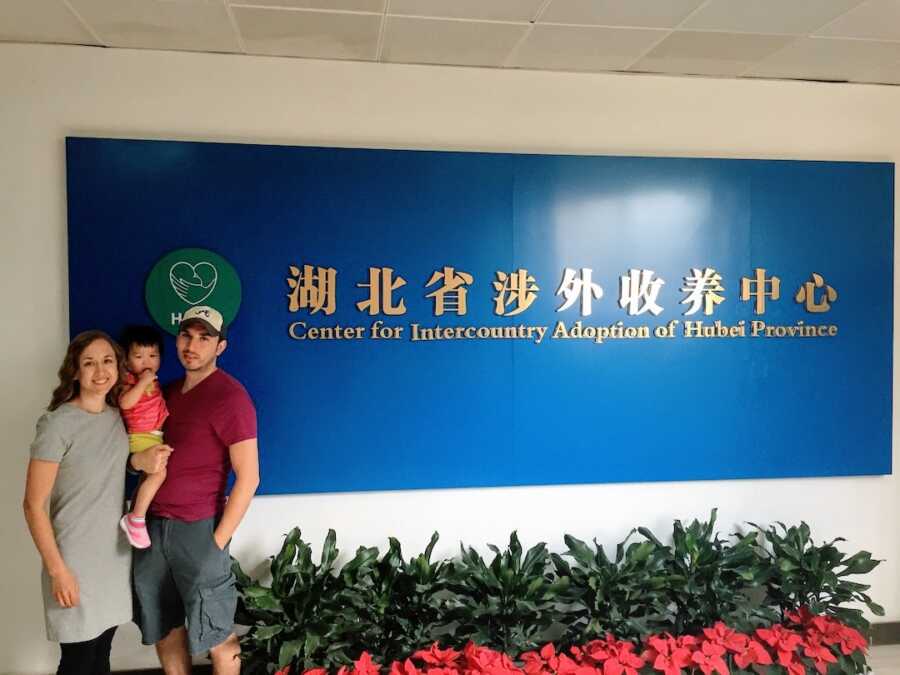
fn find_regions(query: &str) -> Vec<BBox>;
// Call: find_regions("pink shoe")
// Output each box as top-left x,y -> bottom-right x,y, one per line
120,514 -> 151,549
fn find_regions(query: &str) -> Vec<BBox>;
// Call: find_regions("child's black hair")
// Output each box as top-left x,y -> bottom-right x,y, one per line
119,324 -> 164,357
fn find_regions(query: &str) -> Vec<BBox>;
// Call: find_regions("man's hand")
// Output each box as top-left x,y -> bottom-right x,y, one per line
130,444 -> 174,474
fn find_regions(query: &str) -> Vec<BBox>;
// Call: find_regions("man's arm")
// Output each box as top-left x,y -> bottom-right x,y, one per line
214,438 -> 259,550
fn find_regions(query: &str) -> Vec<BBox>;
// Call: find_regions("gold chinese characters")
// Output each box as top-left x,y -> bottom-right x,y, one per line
287,264 -> 839,319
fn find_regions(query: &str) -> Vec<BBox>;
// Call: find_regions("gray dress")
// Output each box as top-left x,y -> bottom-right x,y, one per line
30,404 -> 132,643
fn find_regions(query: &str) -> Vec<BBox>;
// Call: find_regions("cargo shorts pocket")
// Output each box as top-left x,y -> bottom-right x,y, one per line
198,576 -> 237,642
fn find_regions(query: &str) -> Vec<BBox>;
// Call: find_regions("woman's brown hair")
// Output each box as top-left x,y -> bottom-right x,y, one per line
48,330 -> 127,411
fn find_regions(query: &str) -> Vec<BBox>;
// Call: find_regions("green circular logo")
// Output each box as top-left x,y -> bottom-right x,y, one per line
145,248 -> 242,336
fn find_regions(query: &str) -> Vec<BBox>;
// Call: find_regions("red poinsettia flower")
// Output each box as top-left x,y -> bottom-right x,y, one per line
579,634 -> 645,675
674,636 -> 698,650
425,667 -> 461,675
784,607 -> 816,626
803,634 -> 839,675
602,647 -> 644,675
582,639 -> 609,663
390,659 -> 423,675
303,669 -> 327,675
536,645 -> 602,675
690,642 -> 729,675
275,667 -> 291,675
701,623 -> 748,653
464,642 -> 502,670
642,635 -> 693,675
414,644 -> 463,669
462,642 -> 521,675
352,652 -> 382,675
521,648 -> 551,675
837,625 -> 868,655
756,625 -> 803,655
730,636 -> 773,670
553,653 -> 581,675
789,611 -> 867,656
756,626 -> 806,675
775,650 -> 806,675
697,641 -> 725,658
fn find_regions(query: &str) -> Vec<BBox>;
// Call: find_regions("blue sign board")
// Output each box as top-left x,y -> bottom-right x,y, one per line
66,138 -> 894,494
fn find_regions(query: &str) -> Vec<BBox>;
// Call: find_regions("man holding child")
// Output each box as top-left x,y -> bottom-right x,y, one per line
130,305 -> 259,674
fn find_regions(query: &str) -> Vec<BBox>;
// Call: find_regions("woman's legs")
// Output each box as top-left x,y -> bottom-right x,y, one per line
57,626 -> 117,675
94,626 -> 117,675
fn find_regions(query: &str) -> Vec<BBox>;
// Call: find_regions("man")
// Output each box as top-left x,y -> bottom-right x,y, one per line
130,305 -> 259,674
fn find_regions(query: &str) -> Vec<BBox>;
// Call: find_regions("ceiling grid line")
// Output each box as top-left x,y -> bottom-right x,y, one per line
809,0 -> 873,37
621,0 -> 714,71
59,0 -> 107,46
222,0 -> 248,54
0,0 -> 896,87
375,0 -> 390,62
733,0 -> 875,78
228,4 -> 380,17
499,0 -> 554,68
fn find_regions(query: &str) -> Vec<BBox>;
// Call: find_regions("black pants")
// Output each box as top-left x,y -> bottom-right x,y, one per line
58,626 -> 117,675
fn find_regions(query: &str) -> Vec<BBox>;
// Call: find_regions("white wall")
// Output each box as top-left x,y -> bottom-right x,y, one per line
1,43 -> 898,674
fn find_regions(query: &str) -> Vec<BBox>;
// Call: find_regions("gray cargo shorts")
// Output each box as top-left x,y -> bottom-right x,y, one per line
132,516 -> 237,655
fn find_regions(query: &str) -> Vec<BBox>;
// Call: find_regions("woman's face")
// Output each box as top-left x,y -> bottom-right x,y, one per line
75,339 -> 118,400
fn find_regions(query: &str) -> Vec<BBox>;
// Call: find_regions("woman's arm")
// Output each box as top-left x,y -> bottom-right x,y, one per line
23,459 -> 80,608
128,443 -> 173,474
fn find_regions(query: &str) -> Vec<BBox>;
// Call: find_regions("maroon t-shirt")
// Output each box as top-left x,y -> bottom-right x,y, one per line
150,369 -> 257,522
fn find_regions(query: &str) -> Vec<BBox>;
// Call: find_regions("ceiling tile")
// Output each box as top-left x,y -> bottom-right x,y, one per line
68,0 -> 240,51
853,42 -> 900,84
382,16 -> 528,66
632,31 -> 795,77
682,0 -> 866,35
744,36 -> 892,81
234,6 -> 380,59
814,0 -> 900,41
512,24 -> 666,71
0,0 -> 99,44
230,0 -> 384,11
389,0 -> 544,22
539,0 -> 706,29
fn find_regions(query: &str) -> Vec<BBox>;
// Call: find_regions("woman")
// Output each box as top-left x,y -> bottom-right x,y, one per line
23,330 -> 135,675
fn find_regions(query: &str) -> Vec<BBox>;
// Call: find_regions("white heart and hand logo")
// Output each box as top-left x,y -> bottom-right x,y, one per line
169,261 -> 218,305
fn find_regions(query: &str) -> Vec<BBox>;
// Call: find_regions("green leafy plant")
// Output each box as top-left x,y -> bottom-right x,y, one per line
330,533 -> 455,665
232,515 -> 883,673
446,532 -> 569,655
551,529 -> 671,642
751,520 -> 884,629
639,509 -> 779,635
234,528 -> 344,673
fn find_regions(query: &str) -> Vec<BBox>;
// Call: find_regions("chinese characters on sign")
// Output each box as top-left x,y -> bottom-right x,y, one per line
287,264 -> 837,318
285,263 -> 842,346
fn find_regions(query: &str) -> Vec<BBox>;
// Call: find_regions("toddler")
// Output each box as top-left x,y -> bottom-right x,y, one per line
118,325 -> 169,549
